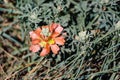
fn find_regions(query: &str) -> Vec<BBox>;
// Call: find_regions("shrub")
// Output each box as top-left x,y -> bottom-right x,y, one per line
0,0 -> 120,79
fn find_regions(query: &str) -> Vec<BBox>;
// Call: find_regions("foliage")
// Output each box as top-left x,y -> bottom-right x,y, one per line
0,0 -> 120,79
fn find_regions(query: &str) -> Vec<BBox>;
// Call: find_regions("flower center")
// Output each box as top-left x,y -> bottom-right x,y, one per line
39,39 -> 55,47
48,39 -> 55,45
40,28 -> 55,47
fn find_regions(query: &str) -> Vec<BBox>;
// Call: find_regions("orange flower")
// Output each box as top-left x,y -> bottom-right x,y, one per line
29,23 -> 65,56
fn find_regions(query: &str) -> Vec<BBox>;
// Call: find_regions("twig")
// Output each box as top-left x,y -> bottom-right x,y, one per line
0,47 -> 18,61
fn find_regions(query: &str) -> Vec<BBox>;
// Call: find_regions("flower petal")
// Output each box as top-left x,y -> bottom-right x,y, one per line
29,31 -> 39,40
34,27 -> 41,36
50,23 -> 58,32
35,27 -> 45,40
51,32 -> 60,38
51,44 -> 60,54
55,24 -> 63,34
32,39 -> 40,45
40,45 -> 50,56
29,45 -> 40,52
51,24 -> 63,37
54,36 -> 65,45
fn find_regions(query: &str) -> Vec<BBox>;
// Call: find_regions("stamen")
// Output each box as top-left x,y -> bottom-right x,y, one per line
48,39 -> 55,45
40,41 -> 46,47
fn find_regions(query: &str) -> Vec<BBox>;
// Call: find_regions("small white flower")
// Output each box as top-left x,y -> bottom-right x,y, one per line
30,12 -> 37,20
75,30 -> 100,41
75,31 -> 88,41
78,31 -> 88,40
